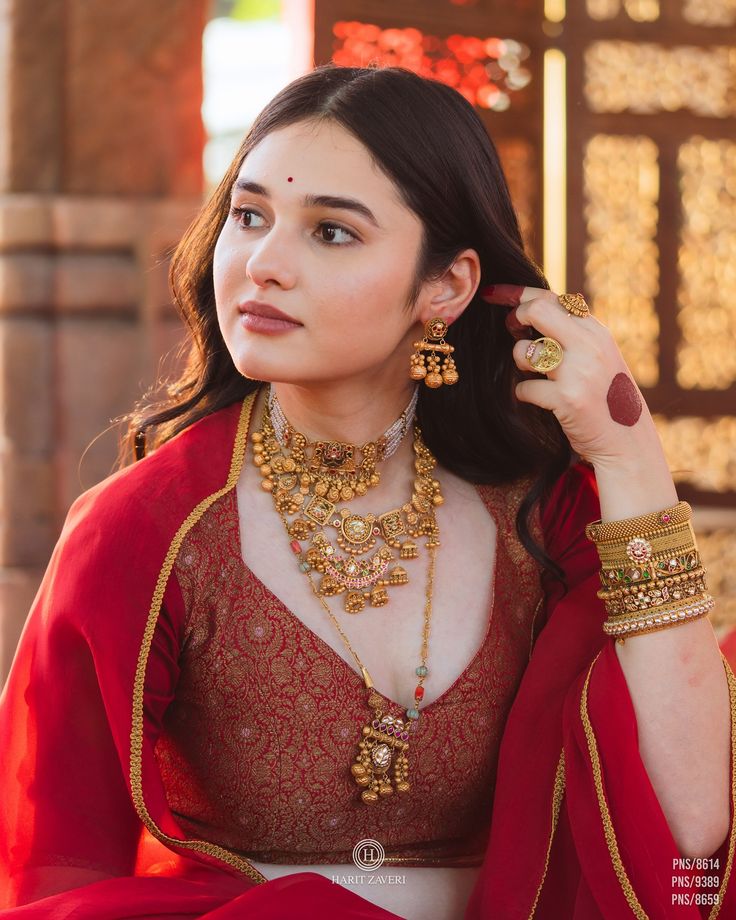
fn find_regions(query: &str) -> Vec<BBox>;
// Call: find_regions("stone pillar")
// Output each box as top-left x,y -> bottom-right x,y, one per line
0,0 -> 208,682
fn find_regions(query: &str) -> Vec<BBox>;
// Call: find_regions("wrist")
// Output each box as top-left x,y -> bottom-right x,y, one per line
591,452 -> 679,523
591,416 -> 671,475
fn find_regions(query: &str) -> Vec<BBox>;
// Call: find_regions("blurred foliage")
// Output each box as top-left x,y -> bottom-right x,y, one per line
210,0 -> 280,20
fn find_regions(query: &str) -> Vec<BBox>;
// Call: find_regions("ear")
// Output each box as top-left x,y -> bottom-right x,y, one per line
415,248 -> 481,327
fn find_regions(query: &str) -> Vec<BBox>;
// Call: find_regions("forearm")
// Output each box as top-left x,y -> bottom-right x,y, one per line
593,441 -> 731,860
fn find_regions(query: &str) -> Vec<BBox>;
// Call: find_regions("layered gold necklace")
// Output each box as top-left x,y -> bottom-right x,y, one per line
253,386 -> 442,613
250,386 -> 444,803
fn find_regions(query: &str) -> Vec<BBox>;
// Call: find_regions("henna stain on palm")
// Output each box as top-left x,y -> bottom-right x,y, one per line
607,372 -> 642,426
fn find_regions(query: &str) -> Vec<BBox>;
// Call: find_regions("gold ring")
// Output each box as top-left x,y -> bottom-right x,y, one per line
525,337 -> 564,373
558,292 -> 590,318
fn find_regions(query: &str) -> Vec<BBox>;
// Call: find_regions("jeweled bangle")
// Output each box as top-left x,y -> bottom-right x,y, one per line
603,595 -> 715,640
594,522 -> 697,568
598,549 -> 702,590
600,565 -> 706,602
598,571 -> 708,617
586,501 -> 691,544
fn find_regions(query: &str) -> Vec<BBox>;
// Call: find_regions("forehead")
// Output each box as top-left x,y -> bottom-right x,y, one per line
236,120 -> 404,205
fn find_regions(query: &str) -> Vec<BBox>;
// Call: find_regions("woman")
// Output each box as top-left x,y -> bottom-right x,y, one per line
1,65 -> 734,919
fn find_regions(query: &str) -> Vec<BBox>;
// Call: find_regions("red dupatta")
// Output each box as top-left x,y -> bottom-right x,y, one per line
465,463 -> 736,919
1,389 -> 734,918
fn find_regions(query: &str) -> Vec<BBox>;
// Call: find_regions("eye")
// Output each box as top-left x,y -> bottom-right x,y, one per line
228,207 -> 357,246
229,206 -> 266,229
317,222 -> 357,246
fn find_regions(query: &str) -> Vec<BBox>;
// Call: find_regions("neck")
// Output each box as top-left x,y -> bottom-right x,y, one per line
267,378 -> 419,447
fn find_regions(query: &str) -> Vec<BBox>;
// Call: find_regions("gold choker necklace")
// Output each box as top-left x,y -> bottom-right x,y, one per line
267,386 -> 418,499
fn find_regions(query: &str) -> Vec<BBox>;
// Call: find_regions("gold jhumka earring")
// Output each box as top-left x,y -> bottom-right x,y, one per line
409,318 -> 459,388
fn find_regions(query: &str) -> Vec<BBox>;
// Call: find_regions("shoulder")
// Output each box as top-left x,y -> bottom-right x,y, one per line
34,400 -> 247,640
64,399 -> 245,544
476,471 -> 535,521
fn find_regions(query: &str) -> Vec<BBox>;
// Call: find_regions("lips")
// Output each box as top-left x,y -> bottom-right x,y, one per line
238,301 -> 301,325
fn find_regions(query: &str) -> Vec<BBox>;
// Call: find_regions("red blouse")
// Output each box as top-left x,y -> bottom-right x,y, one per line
155,479 -> 546,868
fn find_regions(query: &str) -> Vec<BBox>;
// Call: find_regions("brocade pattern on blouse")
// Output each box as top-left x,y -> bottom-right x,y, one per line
155,478 -> 545,867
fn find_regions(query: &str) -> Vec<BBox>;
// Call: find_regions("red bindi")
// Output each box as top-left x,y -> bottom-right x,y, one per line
287,176 -> 293,182
606,372 -> 643,426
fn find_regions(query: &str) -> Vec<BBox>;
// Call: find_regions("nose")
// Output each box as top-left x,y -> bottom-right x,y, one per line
245,225 -> 296,290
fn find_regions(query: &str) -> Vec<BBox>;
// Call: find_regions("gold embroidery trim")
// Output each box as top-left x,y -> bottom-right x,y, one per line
528,595 -> 545,663
580,649 -> 736,920
130,391 -> 269,885
527,747 -> 566,919
708,654 -> 736,920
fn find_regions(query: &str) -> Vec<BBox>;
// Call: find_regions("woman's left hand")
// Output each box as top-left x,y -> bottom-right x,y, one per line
480,284 -> 661,468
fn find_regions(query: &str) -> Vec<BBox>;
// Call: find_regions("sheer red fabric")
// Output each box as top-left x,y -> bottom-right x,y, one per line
1,390 -> 734,918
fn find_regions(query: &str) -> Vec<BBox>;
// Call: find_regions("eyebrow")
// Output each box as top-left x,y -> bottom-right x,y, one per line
230,178 -> 380,227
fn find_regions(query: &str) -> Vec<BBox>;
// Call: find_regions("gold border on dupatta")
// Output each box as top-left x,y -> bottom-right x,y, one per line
528,747 -> 566,919
129,390 -> 269,885
580,649 -> 736,920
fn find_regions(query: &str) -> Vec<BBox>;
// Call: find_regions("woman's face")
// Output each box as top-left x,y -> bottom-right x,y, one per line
213,118 -> 429,387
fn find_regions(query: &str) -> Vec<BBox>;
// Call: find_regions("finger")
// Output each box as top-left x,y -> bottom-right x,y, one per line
513,339 -> 566,383
478,284 -> 552,307
512,297 -> 580,344
505,308 -> 535,341
479,284 -> 525,307
512,339 -> 555,374
514,377 -> 558,411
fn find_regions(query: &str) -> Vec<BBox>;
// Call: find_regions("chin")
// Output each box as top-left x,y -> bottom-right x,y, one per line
231,352 -> 297,385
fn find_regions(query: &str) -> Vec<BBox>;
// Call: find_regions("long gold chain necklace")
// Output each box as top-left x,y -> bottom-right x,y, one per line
292,524 -> 436,805
249,390 -> 442,803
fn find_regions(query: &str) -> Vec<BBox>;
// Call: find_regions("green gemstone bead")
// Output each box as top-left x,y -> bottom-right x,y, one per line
415,666 -> 428,677
299,561 -> 311,573
407,708 -> 420,720
643,571 -> 650,579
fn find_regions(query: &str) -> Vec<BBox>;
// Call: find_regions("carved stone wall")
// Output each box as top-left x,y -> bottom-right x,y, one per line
0,0 -> 207,680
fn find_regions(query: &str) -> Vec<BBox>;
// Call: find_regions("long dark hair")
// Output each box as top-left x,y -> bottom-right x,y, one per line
119,64 -> 575,584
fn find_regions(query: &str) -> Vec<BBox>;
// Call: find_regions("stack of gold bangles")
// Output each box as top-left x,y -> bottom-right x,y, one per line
585,501 -> 715,643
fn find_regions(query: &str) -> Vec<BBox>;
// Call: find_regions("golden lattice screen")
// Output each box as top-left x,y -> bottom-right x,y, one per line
564,1 -> 736,512
313,0 -> 736,636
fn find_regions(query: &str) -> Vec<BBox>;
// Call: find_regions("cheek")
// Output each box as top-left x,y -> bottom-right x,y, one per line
212,237 -> 227,303
316,274 -> 403,343
212,236 -> 242,317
